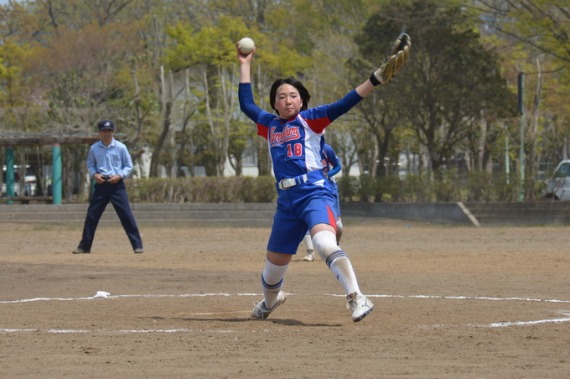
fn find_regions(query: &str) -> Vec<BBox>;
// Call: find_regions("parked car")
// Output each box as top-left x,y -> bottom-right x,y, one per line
2,165 -> 37,197
543,160 -> 570,200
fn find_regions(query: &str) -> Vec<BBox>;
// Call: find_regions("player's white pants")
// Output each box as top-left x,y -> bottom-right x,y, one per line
336,218 -> 344,243
303,231 -> 314,252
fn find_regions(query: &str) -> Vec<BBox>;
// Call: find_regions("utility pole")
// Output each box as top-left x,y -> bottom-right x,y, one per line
517,72 -> 525,202
505,131 -> 509,184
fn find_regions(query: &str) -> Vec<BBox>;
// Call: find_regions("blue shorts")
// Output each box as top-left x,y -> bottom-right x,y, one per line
267,175 -> 339,255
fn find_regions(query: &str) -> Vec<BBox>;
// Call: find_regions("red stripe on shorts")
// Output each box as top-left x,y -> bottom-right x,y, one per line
326,204 -> 337,230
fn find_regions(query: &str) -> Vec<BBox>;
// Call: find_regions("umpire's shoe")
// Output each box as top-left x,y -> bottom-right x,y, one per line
72,247 -> 90,254
134,248 -> 144,254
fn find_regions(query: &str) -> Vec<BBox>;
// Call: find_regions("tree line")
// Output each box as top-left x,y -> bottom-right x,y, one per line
0,0 -> 568,202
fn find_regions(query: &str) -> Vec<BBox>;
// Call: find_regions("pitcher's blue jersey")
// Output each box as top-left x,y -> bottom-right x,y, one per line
239,83 -> 362,182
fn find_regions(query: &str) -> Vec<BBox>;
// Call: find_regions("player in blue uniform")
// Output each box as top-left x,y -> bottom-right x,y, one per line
238,46 -> 376,322
302,143 -> 343,262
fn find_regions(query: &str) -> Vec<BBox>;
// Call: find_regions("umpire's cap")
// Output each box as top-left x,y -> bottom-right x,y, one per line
98,120 -> 115,131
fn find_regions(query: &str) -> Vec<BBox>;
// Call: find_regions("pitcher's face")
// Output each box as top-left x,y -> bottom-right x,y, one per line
274,84 -> 302,120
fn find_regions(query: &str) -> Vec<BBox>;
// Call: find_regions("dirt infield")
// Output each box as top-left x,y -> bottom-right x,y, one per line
1,218 -> 569,378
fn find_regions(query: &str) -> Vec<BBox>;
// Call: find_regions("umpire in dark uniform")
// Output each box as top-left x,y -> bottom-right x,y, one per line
73,120 -> 144,254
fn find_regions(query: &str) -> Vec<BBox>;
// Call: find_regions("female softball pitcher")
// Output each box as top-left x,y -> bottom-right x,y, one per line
237,33 -> 410,322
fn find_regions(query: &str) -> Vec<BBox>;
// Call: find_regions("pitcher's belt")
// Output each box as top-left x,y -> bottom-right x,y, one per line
277,171 -> 324,190
277,174 -> 307,190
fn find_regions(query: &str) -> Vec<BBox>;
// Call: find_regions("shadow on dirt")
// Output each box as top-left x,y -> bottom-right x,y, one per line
151,316 -> 342,327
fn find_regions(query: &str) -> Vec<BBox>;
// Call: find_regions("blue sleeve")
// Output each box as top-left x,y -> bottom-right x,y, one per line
324,145 -> 342,177
328,161 -> 341,177
326,90 -> 363,122
86,146 -> 97,177
239,83 -> 264,122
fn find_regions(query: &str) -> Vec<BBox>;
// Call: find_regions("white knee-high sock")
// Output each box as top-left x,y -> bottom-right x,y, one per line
313,230 -> 361,295
261,259 -> 288,308
329,255 -> 361,295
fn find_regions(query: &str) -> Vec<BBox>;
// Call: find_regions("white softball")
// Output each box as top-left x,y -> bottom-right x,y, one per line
238,37 -> 255,55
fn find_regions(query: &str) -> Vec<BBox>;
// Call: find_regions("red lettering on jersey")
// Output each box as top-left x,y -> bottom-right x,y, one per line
269,126 -> 300,145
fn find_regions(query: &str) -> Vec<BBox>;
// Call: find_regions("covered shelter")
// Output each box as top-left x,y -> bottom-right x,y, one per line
0,132 -> 99,204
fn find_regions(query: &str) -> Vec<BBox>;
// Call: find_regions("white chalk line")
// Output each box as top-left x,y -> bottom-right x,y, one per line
485,315 -> 570,328
2,292 -> 570,332
3,292 -> 570,305
0,293 -> 259,304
